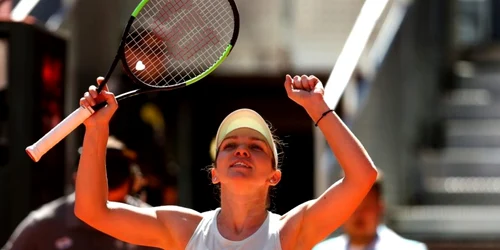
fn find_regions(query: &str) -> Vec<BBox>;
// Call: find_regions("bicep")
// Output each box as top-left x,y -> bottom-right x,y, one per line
80,202 -> 171,249
306,178 -> 372,232
287,178 -> 374,246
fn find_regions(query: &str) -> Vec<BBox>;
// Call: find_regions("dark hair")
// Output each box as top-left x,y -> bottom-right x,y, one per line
105,148 -> 135,190
76,148 -> 135,190
370,171 -> 384,199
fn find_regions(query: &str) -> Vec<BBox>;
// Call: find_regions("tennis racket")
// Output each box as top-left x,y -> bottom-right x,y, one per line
26,0 -> 240,162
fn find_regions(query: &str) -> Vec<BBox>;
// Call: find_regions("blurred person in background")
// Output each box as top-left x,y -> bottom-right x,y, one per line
313,172 -> 427,250
98,28 -> 174,207
1,136 -> 159,250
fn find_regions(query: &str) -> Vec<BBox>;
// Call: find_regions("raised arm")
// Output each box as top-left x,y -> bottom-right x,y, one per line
281,75 -> 378,248
74,78 -> 201,250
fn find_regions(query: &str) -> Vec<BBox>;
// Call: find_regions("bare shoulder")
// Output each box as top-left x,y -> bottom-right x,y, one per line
277,201 -> 313,250
156,205 -> 204,248
156,205 -> 203,223
84,201 -> 204,250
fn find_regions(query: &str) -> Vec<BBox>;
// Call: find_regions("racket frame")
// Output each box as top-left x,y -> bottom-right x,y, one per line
101,0 -> 240,101
25,0 -> 240,162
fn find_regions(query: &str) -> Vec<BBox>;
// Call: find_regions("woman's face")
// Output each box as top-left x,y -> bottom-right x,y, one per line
212,128 -> 281,190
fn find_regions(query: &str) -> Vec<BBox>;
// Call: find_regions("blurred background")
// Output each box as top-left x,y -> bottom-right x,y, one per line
3,0 -> 500,249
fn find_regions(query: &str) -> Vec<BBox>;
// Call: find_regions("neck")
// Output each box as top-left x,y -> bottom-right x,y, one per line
217,185 -> 268,239
349,234 -> 377,247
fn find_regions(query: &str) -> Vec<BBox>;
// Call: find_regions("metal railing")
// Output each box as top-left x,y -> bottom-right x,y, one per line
314,0 -> 411,198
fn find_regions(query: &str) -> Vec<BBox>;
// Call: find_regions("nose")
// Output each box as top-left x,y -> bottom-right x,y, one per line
234,145 -> 250,158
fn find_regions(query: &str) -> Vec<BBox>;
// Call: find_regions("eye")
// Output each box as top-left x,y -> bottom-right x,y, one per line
222,142 -> 237,150
250,144 -> 263,151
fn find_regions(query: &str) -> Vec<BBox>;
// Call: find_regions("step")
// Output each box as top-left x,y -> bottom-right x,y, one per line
420,163 -> 500,177
444,119 -> 500,147
391,205 -> 500,239
420,148 -> 500,165
442,104 -> 500,119
456,78 -> 500,93
454,60 -> 500,77
421,192 -> 500,205
445,135 -> 500,147
420,176 -> 500,205
442,88 -> 494,107
423,176 -> 500,195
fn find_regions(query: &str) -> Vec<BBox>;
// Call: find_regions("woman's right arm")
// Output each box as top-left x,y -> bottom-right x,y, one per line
75,126 -> 170,248
74,79 -> 201,249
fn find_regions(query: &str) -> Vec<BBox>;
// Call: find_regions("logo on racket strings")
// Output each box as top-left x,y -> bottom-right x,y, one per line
152,0 -> 220,60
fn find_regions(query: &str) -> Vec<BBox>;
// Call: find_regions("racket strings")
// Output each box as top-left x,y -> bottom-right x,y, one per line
175,1 -> 233,78
124,0 -> 235,88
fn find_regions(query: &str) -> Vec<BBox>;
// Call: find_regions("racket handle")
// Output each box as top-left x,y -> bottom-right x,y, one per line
26,106 -> 96,162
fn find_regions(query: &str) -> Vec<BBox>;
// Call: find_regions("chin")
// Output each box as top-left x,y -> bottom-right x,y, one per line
227,176 -> 256,186
226,169 -> 255,180
222,176 -> 264,190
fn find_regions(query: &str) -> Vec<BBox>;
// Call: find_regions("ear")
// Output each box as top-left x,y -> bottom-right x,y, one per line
268,170 -> 282,186
211,167 -> 220,184
376,196 -> 386,223
378,198 -> 385,213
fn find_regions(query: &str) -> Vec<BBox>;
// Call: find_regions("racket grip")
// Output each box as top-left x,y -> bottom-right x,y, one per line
26,106 -> 95,162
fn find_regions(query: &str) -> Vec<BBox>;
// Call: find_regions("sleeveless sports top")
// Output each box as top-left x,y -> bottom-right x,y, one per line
185,207 -> 282,250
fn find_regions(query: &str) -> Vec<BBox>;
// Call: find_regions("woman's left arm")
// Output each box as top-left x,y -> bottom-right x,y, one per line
282,74 -> 378,248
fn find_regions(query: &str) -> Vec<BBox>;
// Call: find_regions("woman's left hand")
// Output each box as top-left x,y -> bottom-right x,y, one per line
284,74 -> 325,111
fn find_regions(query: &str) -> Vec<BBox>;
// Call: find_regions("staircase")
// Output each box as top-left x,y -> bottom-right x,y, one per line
392,60 -> 500,241
424,62 -> 500,205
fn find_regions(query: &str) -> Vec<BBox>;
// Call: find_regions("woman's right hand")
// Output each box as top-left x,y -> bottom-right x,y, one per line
80,76 -> 118,128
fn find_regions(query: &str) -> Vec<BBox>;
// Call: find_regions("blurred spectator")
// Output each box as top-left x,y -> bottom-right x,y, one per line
108,74 -> 171,207
313,172 -> 427,250
1,136 -> 159,250
107,28 -> 178,207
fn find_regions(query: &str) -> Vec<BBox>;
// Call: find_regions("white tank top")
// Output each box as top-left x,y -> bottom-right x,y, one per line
185,208 -> 282,250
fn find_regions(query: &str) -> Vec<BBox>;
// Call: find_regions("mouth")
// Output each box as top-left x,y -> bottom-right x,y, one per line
230,161 -> 252,169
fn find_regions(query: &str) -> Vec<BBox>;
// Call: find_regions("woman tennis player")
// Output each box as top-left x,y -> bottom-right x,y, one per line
75,74 -> 378,250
